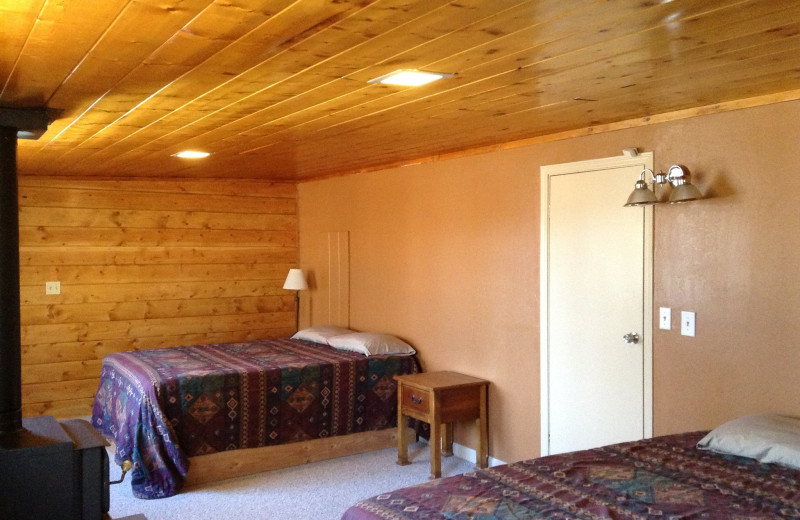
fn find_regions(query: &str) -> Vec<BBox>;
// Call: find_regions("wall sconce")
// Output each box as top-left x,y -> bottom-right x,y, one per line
624,165 -> 703,207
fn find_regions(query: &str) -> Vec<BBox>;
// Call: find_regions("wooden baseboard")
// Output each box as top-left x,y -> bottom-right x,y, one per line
185,427 -> 409,488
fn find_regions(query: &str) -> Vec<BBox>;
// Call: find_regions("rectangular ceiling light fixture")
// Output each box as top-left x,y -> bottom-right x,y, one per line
172,150 -> 210,159
368,69 -> 453,87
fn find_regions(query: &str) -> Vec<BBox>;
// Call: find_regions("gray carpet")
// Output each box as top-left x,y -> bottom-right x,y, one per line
108,441 -> 476,520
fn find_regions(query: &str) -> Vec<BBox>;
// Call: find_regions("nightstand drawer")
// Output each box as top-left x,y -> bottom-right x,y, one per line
401,386 -> 430,417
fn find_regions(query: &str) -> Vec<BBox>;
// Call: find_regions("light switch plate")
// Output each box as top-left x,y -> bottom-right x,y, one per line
45,281 -> 61,295
659,307 -> 671,330
681,311 -> 695,337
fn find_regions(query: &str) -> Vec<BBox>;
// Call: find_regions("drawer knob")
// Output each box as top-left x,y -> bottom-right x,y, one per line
410,394 -> 423,404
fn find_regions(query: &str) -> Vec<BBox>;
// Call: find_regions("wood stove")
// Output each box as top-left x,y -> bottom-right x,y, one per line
0,416 -> 110,519
0,115 -> 110,519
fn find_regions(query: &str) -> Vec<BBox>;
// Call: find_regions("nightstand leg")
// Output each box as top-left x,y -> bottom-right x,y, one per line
429,419 -> 441,479
441,423 -> 453,457
477,385 -> 488,468
397,412 -> 410,466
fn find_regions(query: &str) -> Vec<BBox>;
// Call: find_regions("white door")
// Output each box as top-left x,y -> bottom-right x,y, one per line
540,154 -> 653,456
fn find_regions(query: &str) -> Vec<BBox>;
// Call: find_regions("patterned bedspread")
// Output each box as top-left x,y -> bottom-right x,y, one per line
91,338 -> 419,499
342,431 -> 800,519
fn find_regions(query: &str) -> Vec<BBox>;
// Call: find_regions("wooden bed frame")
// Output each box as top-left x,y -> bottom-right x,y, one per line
184,426 -> 414,487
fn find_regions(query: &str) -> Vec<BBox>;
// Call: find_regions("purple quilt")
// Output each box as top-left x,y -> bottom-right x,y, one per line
91,338 -> 419,499
342,431 -> 800,519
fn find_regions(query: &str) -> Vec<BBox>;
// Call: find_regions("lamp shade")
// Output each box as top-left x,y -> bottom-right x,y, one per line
624,180 -> 659,207
283,269 -> 308,291
668,182 -> 703,204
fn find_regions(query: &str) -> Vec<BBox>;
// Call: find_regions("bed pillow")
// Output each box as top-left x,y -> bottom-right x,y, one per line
291,326 -> 355,345
327,332 -> 416,357
696,413 -> 800,470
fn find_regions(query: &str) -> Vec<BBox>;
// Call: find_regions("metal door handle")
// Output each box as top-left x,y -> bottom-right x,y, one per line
622,332 -> 640,344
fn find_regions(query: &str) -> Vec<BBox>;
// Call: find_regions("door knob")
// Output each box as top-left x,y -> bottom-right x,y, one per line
623,332 -> 640,344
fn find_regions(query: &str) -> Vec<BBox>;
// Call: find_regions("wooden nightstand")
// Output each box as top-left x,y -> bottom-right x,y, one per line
395,371 -> 489,479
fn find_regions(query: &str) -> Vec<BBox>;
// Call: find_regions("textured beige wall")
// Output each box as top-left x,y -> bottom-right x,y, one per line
297,100 -> 800,464
651,103 -> 800,433
298,155 -> 541,462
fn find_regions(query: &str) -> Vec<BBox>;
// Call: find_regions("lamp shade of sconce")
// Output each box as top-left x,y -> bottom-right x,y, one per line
669,182 -> 703,203
624,164 -> 703,206
664,165 -> 703,204
283,269 -> 308,291
625,178 -> 659,206
665,166 -> 703,203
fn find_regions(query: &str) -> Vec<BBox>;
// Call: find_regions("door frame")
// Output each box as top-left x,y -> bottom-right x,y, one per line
540,153 -> 654,456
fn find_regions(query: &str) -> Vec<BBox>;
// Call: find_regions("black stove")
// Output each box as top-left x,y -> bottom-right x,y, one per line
0,116 -> 110,520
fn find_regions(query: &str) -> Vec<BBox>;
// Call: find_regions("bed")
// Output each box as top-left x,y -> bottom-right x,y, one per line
91,329 -> 420,499
342,414 -> 800,519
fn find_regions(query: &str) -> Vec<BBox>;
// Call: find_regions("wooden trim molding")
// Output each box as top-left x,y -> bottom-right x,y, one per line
326,231 -> 350,328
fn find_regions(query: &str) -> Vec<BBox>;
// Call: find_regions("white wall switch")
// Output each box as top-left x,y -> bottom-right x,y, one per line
659,307 -> 671,330
45,281 -> 61,295
681,311 -> 695,337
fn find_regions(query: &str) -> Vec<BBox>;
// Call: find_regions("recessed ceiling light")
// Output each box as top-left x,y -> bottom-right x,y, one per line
173,150 -> 210,159
368,69 -> 453,87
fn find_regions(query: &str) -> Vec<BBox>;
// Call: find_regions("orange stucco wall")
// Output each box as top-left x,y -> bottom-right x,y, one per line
297,100 -> 800,464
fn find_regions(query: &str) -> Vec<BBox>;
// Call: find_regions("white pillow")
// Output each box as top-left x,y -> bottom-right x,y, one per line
327,332 -> 416,357
696,413 -> 800,470
291,326 -> 355,345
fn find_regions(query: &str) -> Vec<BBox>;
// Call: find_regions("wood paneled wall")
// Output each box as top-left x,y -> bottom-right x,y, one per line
18,177 -> 298,419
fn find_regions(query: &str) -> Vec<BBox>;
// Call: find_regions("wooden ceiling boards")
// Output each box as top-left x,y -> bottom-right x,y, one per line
2,0 -> 799,180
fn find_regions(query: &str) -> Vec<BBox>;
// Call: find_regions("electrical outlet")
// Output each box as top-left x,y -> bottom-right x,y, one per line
681,311 -> 695,337
45,281 -> 61,295
659,307 -> 671,330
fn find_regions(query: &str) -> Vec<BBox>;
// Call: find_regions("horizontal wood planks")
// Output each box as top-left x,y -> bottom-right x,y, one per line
19,177 -> 298,419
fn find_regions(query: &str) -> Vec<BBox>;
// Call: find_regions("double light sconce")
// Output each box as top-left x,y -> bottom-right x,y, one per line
624,165 -> 703,207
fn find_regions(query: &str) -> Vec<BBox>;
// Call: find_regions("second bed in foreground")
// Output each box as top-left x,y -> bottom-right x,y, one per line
343,422 -> 800,519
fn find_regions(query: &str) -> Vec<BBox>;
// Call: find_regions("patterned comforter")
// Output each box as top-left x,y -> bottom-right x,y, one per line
342,431 -> 800,519
91,338 -> 419,499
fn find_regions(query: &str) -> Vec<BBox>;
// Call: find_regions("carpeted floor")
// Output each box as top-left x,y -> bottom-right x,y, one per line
108,441 -> 476,520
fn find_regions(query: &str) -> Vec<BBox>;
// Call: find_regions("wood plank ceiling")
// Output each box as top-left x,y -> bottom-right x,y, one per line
2,0 -> 799,181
